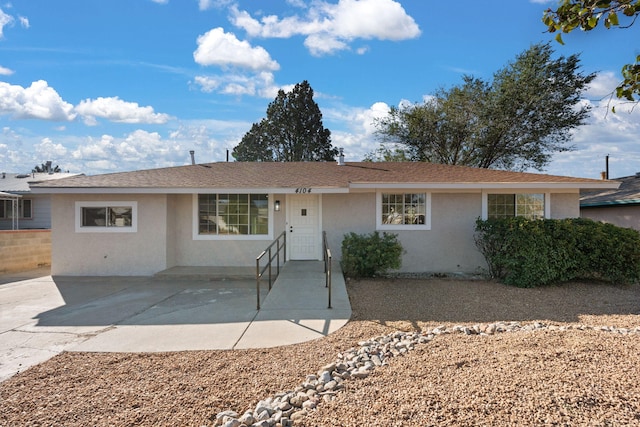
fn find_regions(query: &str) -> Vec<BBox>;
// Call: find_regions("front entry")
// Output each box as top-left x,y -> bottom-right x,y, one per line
287,194 -> 321,260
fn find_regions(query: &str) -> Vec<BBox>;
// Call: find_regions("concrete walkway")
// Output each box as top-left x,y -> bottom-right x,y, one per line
0,262 -> 351,382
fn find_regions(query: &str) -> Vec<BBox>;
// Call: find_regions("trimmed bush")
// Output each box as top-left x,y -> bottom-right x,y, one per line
474,217 -> 640,287
341,231 -> 403,278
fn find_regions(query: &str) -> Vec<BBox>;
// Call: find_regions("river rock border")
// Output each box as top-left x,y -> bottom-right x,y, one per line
212,322 -> 640,427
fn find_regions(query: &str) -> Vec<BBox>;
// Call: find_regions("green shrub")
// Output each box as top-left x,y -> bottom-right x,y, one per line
341,231 -> 403,278
474,217 -> 640,287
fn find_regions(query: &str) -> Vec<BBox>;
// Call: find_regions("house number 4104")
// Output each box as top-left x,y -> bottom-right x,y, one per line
295,187 -> 312,193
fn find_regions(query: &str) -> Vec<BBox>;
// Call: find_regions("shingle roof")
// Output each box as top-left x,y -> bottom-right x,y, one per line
581,174 -> 640,207
30,162 -> 616,192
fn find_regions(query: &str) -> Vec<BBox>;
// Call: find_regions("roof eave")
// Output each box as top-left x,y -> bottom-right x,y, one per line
349,182 -> 620,190
30,186 -> 350,194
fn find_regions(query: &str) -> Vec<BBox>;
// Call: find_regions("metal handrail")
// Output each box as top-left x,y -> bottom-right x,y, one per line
255,231 -> 287,310
323,231 -> 332,309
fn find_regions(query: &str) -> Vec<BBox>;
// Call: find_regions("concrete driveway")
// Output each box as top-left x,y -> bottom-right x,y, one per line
0,262 -> 351,382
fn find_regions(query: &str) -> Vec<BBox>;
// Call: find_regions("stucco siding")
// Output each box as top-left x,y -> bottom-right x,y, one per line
322,192 -> 487,274
550,192 -> 580,219
169,194 -> 284,267
399,193 -> 485,273
581,205 -> 640,230
51,194 -> 168,275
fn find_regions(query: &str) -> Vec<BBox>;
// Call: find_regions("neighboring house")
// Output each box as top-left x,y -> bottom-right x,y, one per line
581,173 -> 640,230
30,161 -> 618,276
0,171 -> 82,230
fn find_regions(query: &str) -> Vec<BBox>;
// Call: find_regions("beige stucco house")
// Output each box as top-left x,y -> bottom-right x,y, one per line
581,173 -> 640,230
30,161 -> 618,276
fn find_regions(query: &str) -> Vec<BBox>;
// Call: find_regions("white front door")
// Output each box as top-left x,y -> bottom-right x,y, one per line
288,194 -> 320,260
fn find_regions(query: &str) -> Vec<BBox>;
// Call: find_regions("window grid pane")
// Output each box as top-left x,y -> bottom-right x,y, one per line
199,193 -> 269,235
382,193 -> 426,225
0,200 -> 32,219
488,193 -> 544,220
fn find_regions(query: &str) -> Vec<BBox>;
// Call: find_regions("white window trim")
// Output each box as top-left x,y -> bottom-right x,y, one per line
481,191 -> 551,220
192,193 -> 274,241
376,191 -> 431,231
75,201 -> 138,233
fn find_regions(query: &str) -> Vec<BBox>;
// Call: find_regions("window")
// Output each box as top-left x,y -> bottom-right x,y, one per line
487,193 -> 545,219
75,202 -> 137,232
378,192 -> 430,230
0,199 -> 32,219
198,194 -> 268,236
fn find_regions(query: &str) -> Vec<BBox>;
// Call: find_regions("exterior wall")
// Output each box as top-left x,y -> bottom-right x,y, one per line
47,189 -> 584,276
581,205 -> 640,230
550,192 -> 580,219
50,194 -> 168,275
322,192 -> 487,274
0,229 -> 51,273
169,194 -> 287,268
0,194 -> 52,230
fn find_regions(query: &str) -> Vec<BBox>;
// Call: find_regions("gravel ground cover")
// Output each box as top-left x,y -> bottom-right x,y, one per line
1,277 -> 640,426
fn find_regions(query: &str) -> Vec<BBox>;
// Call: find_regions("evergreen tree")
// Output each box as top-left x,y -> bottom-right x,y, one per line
233,81 -> 337,162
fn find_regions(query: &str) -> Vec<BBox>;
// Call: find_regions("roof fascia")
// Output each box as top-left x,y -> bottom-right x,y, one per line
30,186 -> 350,194
348,182 -> 620,190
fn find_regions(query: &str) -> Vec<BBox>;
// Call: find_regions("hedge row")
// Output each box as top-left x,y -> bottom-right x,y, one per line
474,217 -> 640,287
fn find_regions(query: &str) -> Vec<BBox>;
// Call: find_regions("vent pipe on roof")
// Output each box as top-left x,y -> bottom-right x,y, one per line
189,150 -> 195,165
337,147 -> 345,166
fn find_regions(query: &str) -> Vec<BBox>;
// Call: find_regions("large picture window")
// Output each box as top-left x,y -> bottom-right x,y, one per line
378,192 -> 430,230
198,194 -> 268,236
0,199 -> 31,219
487,193 -> 545,219
75,201 -> 137,232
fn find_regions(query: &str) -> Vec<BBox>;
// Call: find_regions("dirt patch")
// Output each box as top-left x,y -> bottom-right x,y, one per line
2,278 -> 640,426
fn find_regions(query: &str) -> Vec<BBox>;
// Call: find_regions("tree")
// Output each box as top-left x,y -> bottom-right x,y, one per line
363,143 -> 411,162
33,162 -> 61,173
233,80 -> 337,162
543,0 -> 640,103
373,43 -> 595,171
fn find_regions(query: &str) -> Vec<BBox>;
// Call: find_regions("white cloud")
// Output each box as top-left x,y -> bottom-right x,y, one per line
35,137 -> 68,159
325,102 -> 391,160
0,8 -> 14,38
18,16 -> 28,28
151,0 -> 169,3
586,71 -> 622,99
230,0 -> 421,56
0,65 -> 14,75
74,96 -> 173,125
67,127 -> 220,172
198,0 -> 233,11
194,75 -> 221,93
193,27 -> 280,71
0,80 -> 76,121
193,71 -> 280,98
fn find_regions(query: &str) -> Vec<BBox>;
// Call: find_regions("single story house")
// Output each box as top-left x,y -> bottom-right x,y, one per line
30,161 -> 618,276
0,171 -> 82,230
581,173 -> 640,230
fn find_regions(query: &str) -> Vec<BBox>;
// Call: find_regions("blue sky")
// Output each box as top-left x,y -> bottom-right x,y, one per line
0,0 -> 639,179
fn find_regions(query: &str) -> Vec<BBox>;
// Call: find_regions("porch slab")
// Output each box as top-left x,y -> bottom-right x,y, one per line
154,266 -> 255,280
